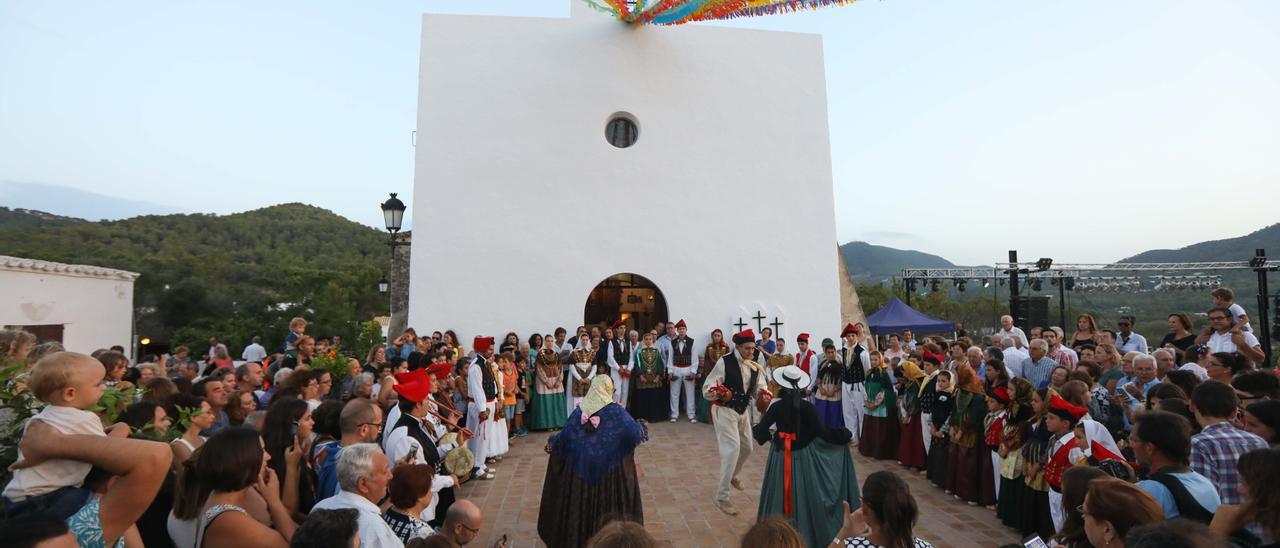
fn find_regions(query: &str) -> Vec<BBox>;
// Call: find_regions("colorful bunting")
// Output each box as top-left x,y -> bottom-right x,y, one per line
581,0 -> 860,26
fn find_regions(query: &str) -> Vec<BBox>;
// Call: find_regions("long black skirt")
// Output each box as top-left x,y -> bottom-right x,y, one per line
537,452 -> 643,548
1020,487 -> 1055,540
629,386 -> 669,423
996,476 -> 1024,529
926,434 -> 950,488
859,412 -> 900,461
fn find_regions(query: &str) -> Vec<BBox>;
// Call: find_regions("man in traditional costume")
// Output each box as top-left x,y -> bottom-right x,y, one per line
667,319 -> 698,423
599,321 -> 633,407
703,329 -> 770,516
838,323 -> 869,443
629,332 -> 669,422
383,372 -> 458,524
793,333 -> 818,378
466,336 -> 496,480
753,364 -> 860,548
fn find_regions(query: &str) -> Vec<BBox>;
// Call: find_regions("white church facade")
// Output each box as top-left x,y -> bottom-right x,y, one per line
408,2 -> 856,344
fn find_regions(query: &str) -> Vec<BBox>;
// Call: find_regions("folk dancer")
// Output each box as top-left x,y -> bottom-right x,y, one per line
839,323 -> 870,443
813,339 -> 844,429
793,333 -> 818,378
668,319 -> 698,423
466,336 -> 496,480
629,332 -> 670,423
918,351 -> 944,456
704,329 -> 771,516
383,371 -> 458,524
531,337 -> 567,431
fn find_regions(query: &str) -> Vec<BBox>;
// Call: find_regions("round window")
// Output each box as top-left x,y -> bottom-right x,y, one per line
605,115 -> 638,148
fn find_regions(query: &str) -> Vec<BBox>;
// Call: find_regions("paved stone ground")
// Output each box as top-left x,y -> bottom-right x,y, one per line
458,420 -> 1022,547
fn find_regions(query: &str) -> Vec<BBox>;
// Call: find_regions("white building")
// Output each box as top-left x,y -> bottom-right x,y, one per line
408,2 -> 859,344
0,255 -> 137,355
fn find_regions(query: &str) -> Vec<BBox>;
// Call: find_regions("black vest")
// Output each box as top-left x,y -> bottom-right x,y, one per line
721,352 -> 760,414
394,412 -> 441,469
672,336 -> 694,367
840,345 -> 866,384
477,356 -> 497,400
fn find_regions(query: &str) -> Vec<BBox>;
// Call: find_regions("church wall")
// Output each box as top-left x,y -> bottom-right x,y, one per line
409,5 -> 845,346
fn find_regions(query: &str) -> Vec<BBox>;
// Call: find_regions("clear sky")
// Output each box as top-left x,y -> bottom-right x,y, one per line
2,1 -> 1277,265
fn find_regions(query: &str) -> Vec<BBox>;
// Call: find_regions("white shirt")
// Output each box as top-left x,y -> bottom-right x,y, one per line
1116,332 -> 1149,354
312,491 -> 405,548
1002,347 -> 1029,371
1206,330 -> 1260,354
1228,303 -> 1253,332
3,405 -> 105,500
997,327 -> 1028,347
241,343 -> 267,363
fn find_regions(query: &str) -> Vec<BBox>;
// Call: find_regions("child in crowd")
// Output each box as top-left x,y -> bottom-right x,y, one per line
1043,393 -> 1089,532
925,371 -> 953,489
284,316 -> 307,353
1211,287 -> 1251,332
2,352 -> 112,519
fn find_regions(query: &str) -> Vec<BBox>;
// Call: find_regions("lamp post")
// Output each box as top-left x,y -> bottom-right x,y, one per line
380,193 -> 410,346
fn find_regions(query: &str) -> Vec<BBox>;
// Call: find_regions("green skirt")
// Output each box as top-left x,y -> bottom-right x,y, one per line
758,439 -> 861,548
531,390 -> 566,431
694,383 -> 712,423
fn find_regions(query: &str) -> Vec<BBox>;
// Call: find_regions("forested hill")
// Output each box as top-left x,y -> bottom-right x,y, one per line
0,207 -> 86,230
0,203 -> 387,351
839,241 -> 957,284
1120,224 -> 1280,263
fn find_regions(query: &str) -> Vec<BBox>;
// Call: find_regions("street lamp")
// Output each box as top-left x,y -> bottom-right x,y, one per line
379,193 -> 411,346
380,193 -> 406,233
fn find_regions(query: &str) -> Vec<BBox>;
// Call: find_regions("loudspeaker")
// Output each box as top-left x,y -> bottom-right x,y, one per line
1012,295 -> 1050,331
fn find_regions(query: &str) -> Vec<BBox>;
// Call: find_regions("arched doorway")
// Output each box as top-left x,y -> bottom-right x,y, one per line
583,273 -> 668,334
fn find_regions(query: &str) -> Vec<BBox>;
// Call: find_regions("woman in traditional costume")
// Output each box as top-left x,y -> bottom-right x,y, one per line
946,364 -> 992,506
925,370 -> 953,489
813,342 -> 844,429
697,329 -> 731,424
532,336 -> 567,431
568,343 -> 597,414
538,375 -> 647,548
628,332 -> 669,423
859,351 -> 900,460
753,365 -> 860,548
896,359 -> 927,470
996,377 -> 1035,530
1019,388 -> 1056,540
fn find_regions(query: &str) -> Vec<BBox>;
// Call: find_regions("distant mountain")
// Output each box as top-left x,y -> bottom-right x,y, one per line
0,207 -> 87,231
0,181 -> 184,221
840,241 -> 958,284
1120,224 -> 1280,263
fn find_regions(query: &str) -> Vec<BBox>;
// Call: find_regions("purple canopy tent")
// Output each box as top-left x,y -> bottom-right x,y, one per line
865,297 -> 955,335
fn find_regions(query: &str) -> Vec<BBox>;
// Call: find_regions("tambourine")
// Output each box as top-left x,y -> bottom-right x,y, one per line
443,446 -> 475,477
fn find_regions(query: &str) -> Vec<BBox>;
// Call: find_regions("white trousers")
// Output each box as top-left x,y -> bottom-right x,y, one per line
669,373 -> 696,419
921,413 -> 933,455
842,382 -> 865,441
991,452 -> 1001,499
1049,489 -> 1064,532
611,371 -> 630,407
466,404 -> 488,474
712,405 -> 753,502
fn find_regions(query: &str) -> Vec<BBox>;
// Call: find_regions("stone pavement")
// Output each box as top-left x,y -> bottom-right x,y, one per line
457,419 -> 1022,547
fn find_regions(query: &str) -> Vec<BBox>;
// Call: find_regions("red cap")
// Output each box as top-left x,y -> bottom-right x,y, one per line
394,368 -> 430,385
611,319 -> 625,329
922,351 -> 945,365
840,323 -> 860,337
797,333 -> 810,342
1047,394 -> 1088,421
675,319 -> 687,328
732,329 -> 755,344
989,386 -> 1010,404
393,380 -> 430,403
473,336 -> 494,353
426,362 -> 453,381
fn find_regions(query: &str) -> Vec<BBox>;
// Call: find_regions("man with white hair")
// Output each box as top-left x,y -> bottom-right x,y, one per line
1019,339 -> 1057,389
312,443 -> 404,548
1000,336 -> 1028,369
1120,353 -> 1161,409
997,315 -> 1029,348
1152,348 -> 1177,380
